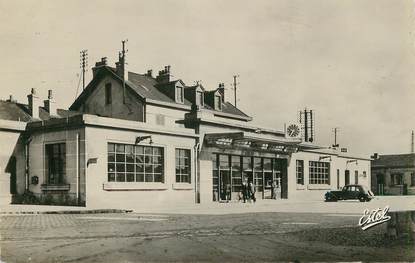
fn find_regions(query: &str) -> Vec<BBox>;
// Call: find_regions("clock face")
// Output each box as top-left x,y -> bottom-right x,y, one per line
287,124 -> 300,137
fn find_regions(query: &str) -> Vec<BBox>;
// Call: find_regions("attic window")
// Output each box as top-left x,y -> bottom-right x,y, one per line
196,91 -> 204,106
105,83 -> 112,105
175,86 -> 184,104
214,95 -> 222,110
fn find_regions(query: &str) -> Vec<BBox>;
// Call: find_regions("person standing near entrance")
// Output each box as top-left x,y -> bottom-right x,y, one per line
241,178 -> 248,203
248,181 -> 256,203
271,180 -> 276,199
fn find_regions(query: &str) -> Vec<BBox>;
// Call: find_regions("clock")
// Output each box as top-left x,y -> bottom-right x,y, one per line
287,124 -> 300,138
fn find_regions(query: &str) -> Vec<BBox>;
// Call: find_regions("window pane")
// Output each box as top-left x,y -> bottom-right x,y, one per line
108,153 -> 115,162
116,144 -> 125,153
136,164 -> 144,173
116,173 -> 125,182
108,163 -> 115,173
108,173 -> 115,182
126,173 -> 135,182
136,173 -> 144,182
135,146 -> 144,154
108,143 -> 115,153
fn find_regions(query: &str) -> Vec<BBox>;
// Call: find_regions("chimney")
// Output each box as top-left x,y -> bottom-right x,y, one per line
92,57 -> 108,78
146,69 -> 153,78
44,90 -> 57,116
27,88 -> 40,119
371,153 -> 379,160
116,50 -> 128,81
218,83 -> 225,102
156,65 -> 171,84
7,95 -> 16,103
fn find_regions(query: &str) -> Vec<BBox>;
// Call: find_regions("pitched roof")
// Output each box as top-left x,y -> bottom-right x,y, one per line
372,154 -> 415,168
0,101 -> 32,122
70,66 -> 250,119
0,100 -> 80,123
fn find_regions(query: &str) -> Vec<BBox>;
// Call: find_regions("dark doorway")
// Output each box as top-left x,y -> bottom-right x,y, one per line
7,156 -> 17,194
345,170 -> 350,185
376,173 -> 385,195
219,170 -> 231,201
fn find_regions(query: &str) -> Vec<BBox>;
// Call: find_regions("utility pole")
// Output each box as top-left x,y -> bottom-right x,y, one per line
120,39 -> 128,104
80,50 -> 88,90
232,75 -> 239,107
411,130 -> 414,153
332,127 -> 340,148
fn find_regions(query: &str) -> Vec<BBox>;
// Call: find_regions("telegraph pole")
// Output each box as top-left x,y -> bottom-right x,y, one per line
232,75 -> 239,107
411,130 -> 414,153
120,39 -> 128,104
80,50 -> 88,90
332,127 -> 340,148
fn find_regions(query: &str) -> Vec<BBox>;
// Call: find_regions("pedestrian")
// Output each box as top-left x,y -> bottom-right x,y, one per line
271,180 -> 277,200
241,178 -> 248,203
248,180 -> 256,203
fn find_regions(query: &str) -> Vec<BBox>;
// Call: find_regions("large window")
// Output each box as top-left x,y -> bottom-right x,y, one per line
309,161 -> 330,185
45,143 -> 66,185
175,149 -> 191,183
107,143 -> 164,183
296,160 -> 304,185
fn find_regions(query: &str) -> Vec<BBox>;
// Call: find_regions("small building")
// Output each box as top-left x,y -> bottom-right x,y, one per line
371,153 -> 415,195
0,51 -> 371,208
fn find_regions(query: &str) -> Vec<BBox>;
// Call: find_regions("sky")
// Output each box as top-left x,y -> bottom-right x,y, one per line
0,0 -> 414,157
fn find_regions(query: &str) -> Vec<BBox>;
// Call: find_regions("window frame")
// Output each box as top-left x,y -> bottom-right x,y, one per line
107,142 -> 165,183
309,161 -> 330,185
296,160 -> 304,185
175,86 -> 184,104
175,148 -> 191,183
214,95 -> 222,110
45,142 -> 66,185
196,90 -> 204,106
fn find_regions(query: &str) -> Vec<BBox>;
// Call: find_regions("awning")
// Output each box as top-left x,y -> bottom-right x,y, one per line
204,132 -> 302,153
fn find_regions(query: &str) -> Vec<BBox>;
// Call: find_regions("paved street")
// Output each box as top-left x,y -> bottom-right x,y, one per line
1,210 -> 414,262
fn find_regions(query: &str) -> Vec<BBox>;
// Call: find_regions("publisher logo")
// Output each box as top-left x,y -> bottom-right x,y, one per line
358,206 -> 391,231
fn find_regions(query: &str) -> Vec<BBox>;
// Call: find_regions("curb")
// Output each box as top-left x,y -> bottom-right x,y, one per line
0,209 -> 133,215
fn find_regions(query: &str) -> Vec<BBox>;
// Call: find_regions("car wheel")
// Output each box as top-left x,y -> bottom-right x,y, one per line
358,196 -> 366,202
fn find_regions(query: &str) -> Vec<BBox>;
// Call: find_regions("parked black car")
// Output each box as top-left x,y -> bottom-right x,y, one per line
324,184 -> 374,202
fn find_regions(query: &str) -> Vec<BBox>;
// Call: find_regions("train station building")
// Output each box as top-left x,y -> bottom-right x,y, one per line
0,52 -> 371,208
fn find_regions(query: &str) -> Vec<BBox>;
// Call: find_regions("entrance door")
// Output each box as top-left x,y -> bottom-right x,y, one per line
264,172 -> 273,199
345,170 -> 350,186
219,170 -> 231,201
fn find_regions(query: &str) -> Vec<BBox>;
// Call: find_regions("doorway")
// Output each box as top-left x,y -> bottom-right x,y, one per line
219,170 -> 231,201
345,170 -> 350,185
8,156 -> 16,194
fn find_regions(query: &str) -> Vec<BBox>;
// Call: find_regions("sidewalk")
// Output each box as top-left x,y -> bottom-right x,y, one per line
0,204 -> 129,215
1,196 -> 414,215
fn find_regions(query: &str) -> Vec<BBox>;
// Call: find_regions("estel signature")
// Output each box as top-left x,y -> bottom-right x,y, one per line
358,206 -> 391,231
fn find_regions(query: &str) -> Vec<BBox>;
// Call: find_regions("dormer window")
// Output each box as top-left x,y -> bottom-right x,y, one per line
175,86 -> 184,103
214,95 -> 222,111
196,91 -> 204,106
